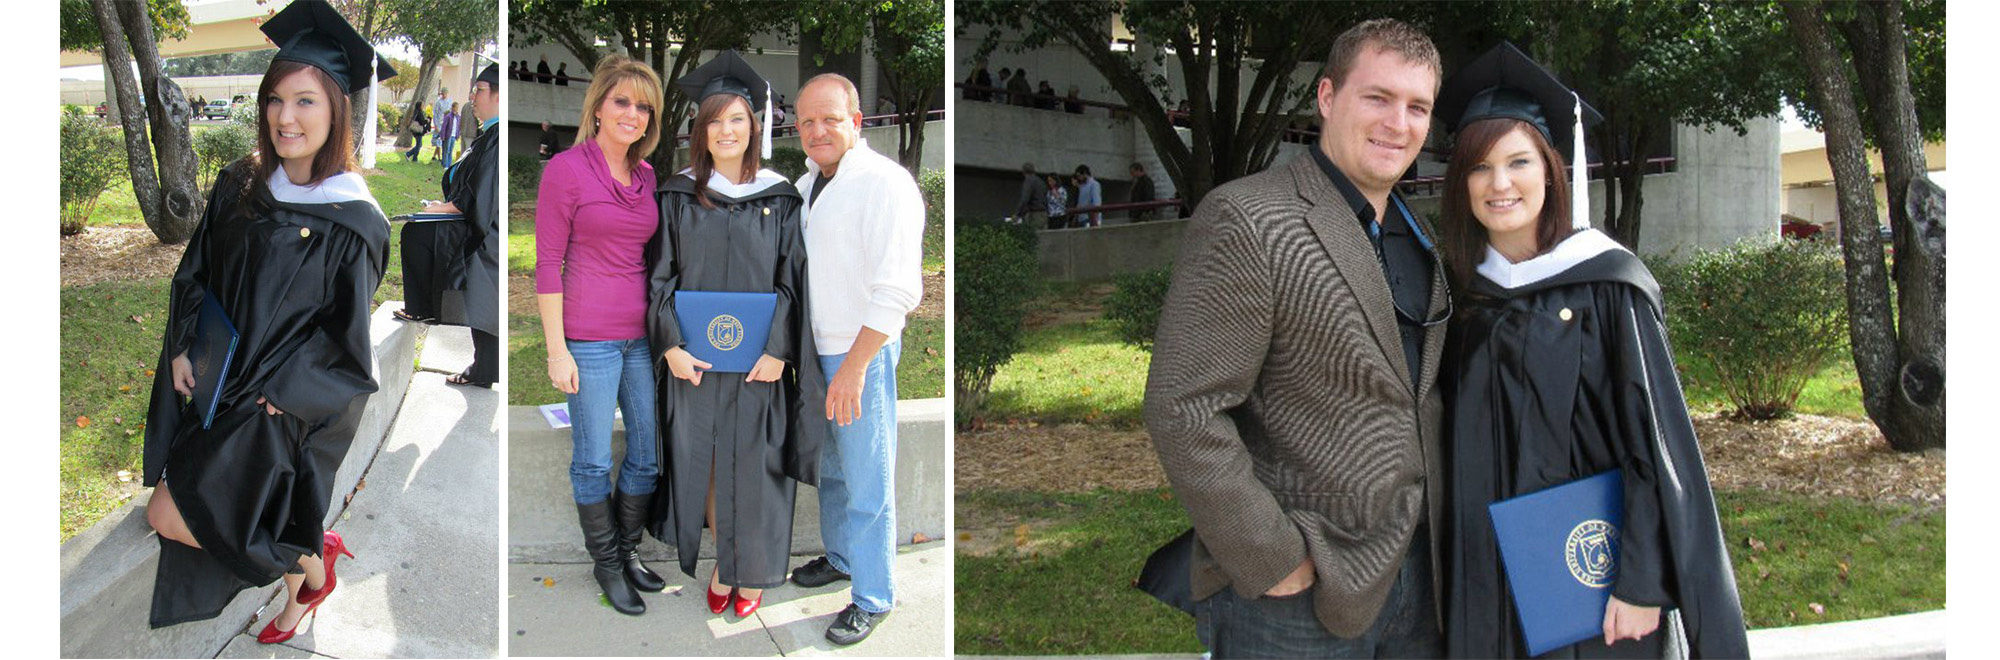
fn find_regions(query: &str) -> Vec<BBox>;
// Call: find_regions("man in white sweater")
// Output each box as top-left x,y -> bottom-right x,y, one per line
787,72 -> 924,646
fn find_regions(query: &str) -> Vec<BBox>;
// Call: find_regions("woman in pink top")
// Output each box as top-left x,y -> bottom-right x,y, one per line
534,55 -> 666,616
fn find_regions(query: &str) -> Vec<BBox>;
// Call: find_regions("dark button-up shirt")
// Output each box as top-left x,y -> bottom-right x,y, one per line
1308,144 -> 1432,392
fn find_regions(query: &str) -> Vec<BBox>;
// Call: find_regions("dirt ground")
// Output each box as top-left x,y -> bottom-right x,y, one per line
955,413 -> 1943,556
956,413 -> 1943,503
60,226 -> 187,287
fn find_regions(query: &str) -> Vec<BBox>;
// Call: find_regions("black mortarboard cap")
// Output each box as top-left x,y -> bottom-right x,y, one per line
673,50 -> 774,159
478,62 -> 499,86
1435,41 -> 1601,152
261,0 -> 396,95
673,50 -> 770,109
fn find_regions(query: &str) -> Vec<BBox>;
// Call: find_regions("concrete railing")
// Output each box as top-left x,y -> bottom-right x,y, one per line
507,397 -> 950,563
58,305 -> 424,658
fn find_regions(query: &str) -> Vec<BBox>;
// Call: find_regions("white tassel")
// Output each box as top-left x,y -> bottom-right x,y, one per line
361,51 -> 378,169
1571,92 -> 1588,230
761,81 -> 774,161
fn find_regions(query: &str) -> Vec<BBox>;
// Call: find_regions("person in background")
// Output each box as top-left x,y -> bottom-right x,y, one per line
1044,172 -> 1070,230
556,61 -> 572,86
1127,162 -> 1157,222
1070,164 -> 1102,227
436,101 -> 461,168
1010,161 -> 1042,224
1007,67 -> 1033,108
539,120 -> 562,161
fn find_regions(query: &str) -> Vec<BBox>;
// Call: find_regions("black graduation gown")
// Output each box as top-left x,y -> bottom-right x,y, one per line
643,173 -> 831,589
399,124 -> 498,333
142,163 -> 389,628
1440,239 -> 1750,659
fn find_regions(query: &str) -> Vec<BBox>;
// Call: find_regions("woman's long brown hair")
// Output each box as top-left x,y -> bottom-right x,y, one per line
686,94 -> 763,209
1437,118 -> 1574,294
247,60 -> 355,194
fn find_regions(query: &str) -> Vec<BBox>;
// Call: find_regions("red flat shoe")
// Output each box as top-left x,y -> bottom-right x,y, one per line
296,531 -> 356,606
707,584 -> 734,614
733,590 -> 763,618
257,598 -> 322,644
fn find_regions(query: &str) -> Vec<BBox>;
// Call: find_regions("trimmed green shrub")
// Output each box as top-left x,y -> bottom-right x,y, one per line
1657,238 -> 1848,420
955,217 -> 1040,423
919,169 -> 944,267
769,146 -> 808,181
509,154 -> 543,204
377,102 -> 402,135
1105,265 -> 1173,350
193,121 -> 255,194
60,106 -> 128,235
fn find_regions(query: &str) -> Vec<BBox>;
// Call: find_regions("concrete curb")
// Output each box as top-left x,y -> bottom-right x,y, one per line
59,305 -> 423,659
506,397 -> 949,563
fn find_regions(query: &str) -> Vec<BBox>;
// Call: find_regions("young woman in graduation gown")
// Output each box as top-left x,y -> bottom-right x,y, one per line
1434,43 -> 1749,659
140,1 -> 393,641
646,51 -> 829,619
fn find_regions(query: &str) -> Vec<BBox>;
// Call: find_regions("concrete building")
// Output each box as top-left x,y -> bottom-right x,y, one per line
958,19 -> 1784,279
509,29 -> 944,168
1780,126 -> 1948,230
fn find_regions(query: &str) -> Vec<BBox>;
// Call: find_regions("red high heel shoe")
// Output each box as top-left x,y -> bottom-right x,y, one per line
295,530 -> 356,606
706,566 -> 733,614
257,597 -> 323,644
733,589 -> 763,618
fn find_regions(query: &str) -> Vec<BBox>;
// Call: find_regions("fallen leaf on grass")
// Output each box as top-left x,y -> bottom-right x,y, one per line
1808,602 -> 1825,615
119,385 -> 131,392
76,416 -> 91,428
1747,537 -> 1766,552
130,315 -> 145,323
1837,561 -> 1851,580
1014,524 -> 1030,548
116,470 -> 133,483
958,531 -> 972,542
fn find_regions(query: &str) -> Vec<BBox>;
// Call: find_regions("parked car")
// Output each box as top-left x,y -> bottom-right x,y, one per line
201,99 -> 233,120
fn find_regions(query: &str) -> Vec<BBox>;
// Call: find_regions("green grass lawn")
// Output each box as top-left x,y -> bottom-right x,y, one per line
506,208 -> 944,407
58,280 -> 172,541
954,488 -> 1945,655
1681,358 -> 1867,420
981,318 -> 1151,428
60,157 -> 431,542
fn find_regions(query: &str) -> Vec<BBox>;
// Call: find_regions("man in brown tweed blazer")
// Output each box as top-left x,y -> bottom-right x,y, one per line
1145,19 -> 1450,659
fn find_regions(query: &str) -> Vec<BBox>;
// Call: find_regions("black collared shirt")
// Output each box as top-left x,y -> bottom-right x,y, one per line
1308,143 -> 1432,391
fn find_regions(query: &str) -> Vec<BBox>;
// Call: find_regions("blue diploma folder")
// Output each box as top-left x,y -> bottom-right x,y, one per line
1487,470 -> 1626,656
673,291 -> 778,373
185,291 -> 240,429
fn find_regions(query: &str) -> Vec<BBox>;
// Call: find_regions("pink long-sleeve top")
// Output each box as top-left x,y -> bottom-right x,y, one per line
535,138 -> 658,341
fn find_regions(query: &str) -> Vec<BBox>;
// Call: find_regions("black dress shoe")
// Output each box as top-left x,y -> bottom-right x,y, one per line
825,603 -> 886,646
790,556 -> 851,588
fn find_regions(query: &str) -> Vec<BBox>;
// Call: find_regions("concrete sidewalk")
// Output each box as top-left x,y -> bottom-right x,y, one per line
509,543 -> 951,657
59,314 -> 501,658
216,327 -> 501,658
505,396 -> 953,657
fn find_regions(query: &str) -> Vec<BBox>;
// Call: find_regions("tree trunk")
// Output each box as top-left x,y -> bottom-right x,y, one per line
348,0 -> 381,162
394,53 -> 443,149
89,0 -> 166,243
116,0 -> 198,244
1781,2 -> 1920,450
1840,1 -> 1946,450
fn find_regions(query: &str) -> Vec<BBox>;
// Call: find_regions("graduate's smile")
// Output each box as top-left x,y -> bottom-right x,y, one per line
1467,126 -> 1550,259
264,66 -> 334,177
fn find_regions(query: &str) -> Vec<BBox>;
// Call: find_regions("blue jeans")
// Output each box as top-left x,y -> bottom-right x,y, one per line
816,340 -> 900,614
440,135 -> 458,168
404,135 -> 423,162
1196,525 -> 1440,659
565,338 -> 660,505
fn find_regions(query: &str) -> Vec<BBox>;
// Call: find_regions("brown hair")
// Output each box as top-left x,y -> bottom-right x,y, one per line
687,93 -> 763,209
574,54 -> 665,170
1438,118 -> 1574,293
1321,19 -> 1442,93
249,59 -> 355,194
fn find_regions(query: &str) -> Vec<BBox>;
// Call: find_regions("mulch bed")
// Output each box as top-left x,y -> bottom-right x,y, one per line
957,413 -> 1943,506
60,226 -> 186,288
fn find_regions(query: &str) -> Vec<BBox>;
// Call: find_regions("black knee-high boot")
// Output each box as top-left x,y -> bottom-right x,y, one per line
614,490 -> 667,592
577,500 -> 645,615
